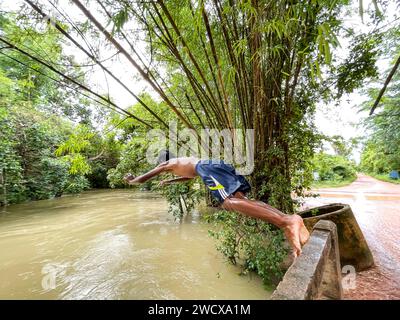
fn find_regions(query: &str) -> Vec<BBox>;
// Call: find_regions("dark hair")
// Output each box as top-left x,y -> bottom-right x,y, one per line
157,149 -> 175,164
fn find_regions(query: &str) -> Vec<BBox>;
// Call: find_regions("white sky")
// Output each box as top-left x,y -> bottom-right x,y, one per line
1,0 -> 397,163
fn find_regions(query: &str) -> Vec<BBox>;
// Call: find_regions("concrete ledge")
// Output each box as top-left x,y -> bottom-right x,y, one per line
271,220 -> 343,300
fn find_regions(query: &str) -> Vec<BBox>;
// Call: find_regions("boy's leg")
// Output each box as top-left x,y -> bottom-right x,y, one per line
221,196 -> 309,257
233,191 -> 287,216
252,201 -> 310,248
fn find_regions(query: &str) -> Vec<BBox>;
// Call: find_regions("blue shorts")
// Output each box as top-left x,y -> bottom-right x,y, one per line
195,159 -> 251,203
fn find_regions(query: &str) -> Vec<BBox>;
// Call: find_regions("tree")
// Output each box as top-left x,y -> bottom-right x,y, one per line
0,14 -> 95,204
67,0 -> 350,211
361,21 -> 400,173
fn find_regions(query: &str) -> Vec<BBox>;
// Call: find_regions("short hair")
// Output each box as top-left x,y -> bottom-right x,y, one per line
157,149 -> 175,164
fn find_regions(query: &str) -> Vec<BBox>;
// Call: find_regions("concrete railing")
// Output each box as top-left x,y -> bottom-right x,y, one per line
271,220 -> 343,300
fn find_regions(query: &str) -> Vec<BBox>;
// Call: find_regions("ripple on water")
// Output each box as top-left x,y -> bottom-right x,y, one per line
0,190 -> 271,300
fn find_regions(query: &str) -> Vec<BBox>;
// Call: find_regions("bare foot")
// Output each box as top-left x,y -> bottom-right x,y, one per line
283,215 -> 309,258
300,224 -> 310,246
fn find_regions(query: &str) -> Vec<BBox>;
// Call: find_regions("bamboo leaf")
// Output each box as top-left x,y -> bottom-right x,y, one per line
324,39 -> 331,64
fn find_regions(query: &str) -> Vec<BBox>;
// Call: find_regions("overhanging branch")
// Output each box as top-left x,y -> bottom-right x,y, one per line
370,54 -> 400,115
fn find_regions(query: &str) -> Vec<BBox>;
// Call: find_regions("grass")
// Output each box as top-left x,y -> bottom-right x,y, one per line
311,177 -> 357,189
368,173 -> 400,185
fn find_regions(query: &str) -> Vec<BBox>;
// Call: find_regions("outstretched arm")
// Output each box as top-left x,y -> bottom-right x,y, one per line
124,162 -> 170,185
159,177 -> 193,186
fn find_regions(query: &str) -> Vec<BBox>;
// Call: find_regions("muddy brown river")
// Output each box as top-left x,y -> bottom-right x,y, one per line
0,190 -> 270,299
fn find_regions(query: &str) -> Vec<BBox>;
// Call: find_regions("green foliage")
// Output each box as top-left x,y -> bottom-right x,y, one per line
206,210 -> 287,286
26,157 -> 69,200
0,13 -> 93,122
335,34 -> 380,98
0,16 -> 96,205
160,181 -> 203,220
105,93 -> 178,188
0,107 -> 24,205
360,141 -> 395,174
328,135 -> 359,159
106,136 -> 152,188
63,175 -> 90,194
56,124 -> 97,175
360,54 -> 400,175
56,125 -> 94,156
0,103 -> 90,204
312,152 -> 357,181
54,119 -> 125,185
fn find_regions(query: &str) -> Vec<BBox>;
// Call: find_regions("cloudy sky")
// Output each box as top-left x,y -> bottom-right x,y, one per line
2,0 -> 395,162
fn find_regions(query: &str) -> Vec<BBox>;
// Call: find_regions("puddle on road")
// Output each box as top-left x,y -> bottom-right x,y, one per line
366,195 -> 400,201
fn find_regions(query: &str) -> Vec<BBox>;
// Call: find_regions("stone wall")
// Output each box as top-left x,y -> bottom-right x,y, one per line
271,220 -> 343,300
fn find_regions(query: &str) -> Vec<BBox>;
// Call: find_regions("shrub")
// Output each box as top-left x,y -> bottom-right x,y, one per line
312,153 -> 356,182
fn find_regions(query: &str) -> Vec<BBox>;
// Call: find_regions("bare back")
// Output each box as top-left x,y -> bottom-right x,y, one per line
163,156 -> 199,178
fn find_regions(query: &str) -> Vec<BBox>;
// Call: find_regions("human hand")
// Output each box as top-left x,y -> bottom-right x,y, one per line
123,173 -> 137,184
158,180 -> 168,187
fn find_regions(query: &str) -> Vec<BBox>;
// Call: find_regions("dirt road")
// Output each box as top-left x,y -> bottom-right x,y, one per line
302,174 -> 400,299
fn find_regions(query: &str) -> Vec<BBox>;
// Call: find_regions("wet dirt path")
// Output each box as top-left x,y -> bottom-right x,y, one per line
302,174 -> 400,299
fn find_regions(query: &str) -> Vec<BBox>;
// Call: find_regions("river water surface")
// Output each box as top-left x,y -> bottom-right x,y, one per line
0,190 -> 270,299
